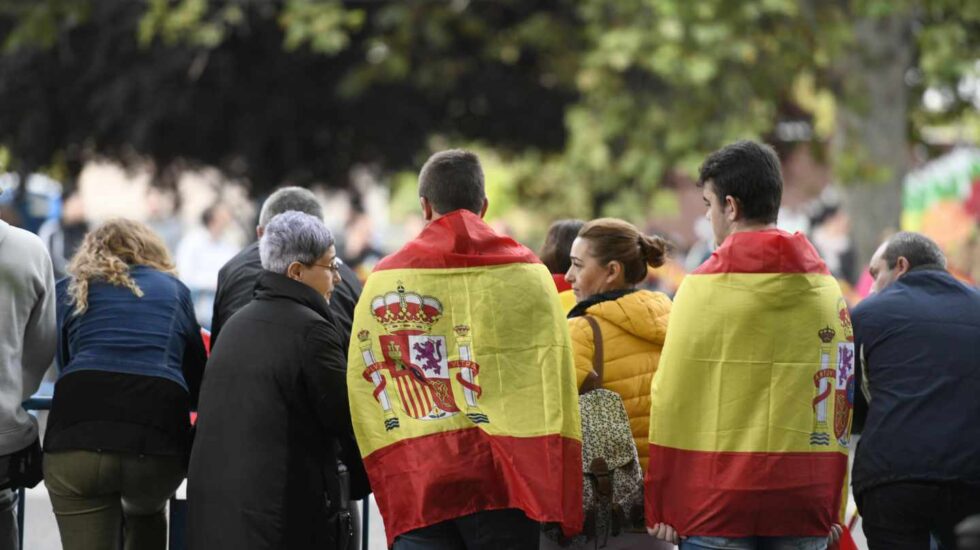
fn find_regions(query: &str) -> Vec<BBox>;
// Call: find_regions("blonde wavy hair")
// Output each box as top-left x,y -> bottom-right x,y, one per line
67,218 -> 177,315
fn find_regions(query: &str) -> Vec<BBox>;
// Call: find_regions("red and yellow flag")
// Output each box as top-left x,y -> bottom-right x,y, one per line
348,210 -> 582,545
646,230 -> 854,537
552,273 -> 577,315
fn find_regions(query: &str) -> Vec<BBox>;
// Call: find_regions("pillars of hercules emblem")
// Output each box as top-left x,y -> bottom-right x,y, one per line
358,330 -> 400,430
453,325 -> 489,424
810,326 -> 837,446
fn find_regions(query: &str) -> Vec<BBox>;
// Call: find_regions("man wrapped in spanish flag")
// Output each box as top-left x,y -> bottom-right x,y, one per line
347,150 -> 582,549
647,141 -> 853,550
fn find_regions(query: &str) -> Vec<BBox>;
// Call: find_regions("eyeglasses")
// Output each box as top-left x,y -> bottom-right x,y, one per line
308,257 -> 343,273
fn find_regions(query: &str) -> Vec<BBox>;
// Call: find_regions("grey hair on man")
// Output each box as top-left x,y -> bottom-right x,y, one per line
260,211 -> 334,274
883,231 -> 947,271
257,187 -> 324,236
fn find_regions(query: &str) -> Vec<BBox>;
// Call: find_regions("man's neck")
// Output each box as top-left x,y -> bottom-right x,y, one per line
730,221 -> 777,235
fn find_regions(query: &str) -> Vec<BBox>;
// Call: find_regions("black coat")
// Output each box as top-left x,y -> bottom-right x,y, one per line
210,241 -> 362,345
187,271 -> 368,550
851,268 -> 980,496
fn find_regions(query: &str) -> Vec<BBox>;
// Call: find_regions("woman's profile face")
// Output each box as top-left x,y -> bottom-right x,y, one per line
565,237 -> 620,302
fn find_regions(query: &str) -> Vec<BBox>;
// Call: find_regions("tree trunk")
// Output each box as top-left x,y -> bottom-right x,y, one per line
835,14 -> 914,270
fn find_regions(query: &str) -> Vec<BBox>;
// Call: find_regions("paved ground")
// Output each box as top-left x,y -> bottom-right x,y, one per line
20,484 -> 867,550
21,488 -> 389,550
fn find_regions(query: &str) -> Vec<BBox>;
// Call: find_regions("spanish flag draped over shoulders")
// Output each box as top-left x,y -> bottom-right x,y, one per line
646,229 -> 854,537
348,210 -> 583,545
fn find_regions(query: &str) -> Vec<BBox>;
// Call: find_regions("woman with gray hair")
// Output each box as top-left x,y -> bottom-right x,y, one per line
259,210 -> 341,302
187,211 -> 369,550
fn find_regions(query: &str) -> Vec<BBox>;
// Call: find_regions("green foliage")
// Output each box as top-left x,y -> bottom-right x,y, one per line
546,0 -> 847,218
0,0 -> 978,234
138,0 -> 245,48
280,0 -> 364,55
0,0 -> 89,52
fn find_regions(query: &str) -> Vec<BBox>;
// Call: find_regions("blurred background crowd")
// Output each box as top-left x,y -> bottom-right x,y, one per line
2,1 -> 979,316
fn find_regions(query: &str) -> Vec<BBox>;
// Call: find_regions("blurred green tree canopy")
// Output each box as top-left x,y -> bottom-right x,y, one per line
0,0 -> 582,189
0,0 -> 978,253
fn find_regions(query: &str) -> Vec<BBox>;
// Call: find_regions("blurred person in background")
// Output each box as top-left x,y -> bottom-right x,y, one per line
342,207 -> 385,282
851,232 -> 980,550
810,202 -> 857,285
210,186 -> 362,346
175,202 -> 238,328
0,201 -> 57,548
188,211 -> 368,550
539,219 -> 584,314
683,217 -> 715,273
145,186 -> 183,255
562,217 -> 672,549
44,219 -> 206,550
38,188 -> 90,280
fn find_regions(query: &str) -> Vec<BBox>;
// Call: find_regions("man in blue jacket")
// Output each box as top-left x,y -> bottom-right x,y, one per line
852,231 -> 980,550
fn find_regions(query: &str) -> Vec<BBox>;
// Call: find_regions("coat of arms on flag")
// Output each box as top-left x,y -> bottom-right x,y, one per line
356,283 -> 489,430
833,297 -> 855,447
811,297 -> 856,448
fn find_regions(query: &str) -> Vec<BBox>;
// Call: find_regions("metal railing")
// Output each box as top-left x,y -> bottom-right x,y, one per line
17,396 -> 372,550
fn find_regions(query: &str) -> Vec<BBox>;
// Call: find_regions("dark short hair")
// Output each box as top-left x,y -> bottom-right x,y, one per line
418,149 -> 485,215
539,219 -> 585,274
883,232 -> 946,271
259,186 -> 323,228
697,140 -> 783,224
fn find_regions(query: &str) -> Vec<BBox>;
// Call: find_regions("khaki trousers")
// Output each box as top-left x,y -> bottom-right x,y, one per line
44,450 -> 185,550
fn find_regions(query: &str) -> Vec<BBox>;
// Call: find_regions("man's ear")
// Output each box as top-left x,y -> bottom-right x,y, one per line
895,256 -> 911,278
724,195 -> 740,222
479,197 -> 489,219
256,226 -> 264,239
420,196 -> 434,222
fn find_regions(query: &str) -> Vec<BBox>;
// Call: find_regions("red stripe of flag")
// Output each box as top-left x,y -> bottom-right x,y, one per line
552,274 -> 572,292
365,428 -> 583,546
645,443 -> 846,537
374,210 -> 542,271
694,230 -> 830,275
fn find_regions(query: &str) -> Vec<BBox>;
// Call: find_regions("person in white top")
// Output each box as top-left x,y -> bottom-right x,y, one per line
0,207 -> 57,548
175,203 -> 239,328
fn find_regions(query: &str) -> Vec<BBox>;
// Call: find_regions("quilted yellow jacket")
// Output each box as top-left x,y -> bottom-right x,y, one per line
568,289 -> 671,471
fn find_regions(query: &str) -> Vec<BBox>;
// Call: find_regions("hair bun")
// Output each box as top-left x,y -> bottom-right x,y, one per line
638,234 -> 668,268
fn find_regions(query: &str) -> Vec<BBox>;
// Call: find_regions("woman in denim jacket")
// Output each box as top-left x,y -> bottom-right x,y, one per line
43,219 -> 206,550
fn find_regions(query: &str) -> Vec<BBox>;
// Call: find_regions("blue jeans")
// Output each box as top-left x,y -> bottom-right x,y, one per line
393,508 -> 539,550
681,536 -> 827,550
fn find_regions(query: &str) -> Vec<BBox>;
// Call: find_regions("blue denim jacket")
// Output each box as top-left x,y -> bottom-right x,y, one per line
56,266 -> 200,390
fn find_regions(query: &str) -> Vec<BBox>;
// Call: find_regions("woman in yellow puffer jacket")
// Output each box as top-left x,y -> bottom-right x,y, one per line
565,218 -> 671,472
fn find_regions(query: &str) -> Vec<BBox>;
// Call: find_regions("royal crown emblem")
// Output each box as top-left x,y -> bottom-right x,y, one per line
357,283 -> 489,430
